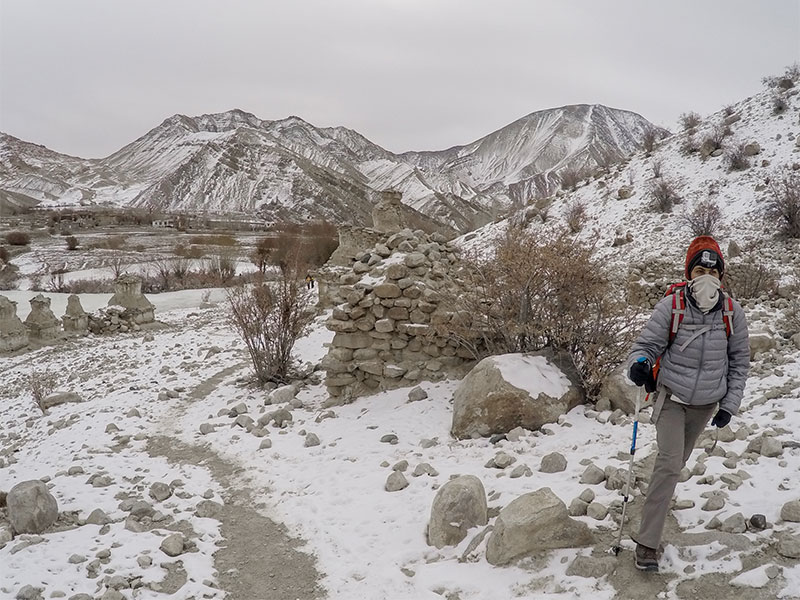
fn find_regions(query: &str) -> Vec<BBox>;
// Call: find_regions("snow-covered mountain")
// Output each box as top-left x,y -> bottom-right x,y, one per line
0,105 -> 664,232
458,75 -> 800,276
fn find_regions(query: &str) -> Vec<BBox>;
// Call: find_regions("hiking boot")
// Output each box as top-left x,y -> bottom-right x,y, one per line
634,543 -> 659,572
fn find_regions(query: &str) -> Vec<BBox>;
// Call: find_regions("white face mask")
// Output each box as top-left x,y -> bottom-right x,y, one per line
689,274 -> 721,312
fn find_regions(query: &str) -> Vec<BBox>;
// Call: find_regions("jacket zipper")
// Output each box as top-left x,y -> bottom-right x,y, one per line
687,307 -> 709,404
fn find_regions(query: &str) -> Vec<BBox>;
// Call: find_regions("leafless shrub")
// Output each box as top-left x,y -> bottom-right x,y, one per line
47,271 -> 67,293
209,252 -> 237,282
439,227 -> 638,399
680,135 -> 701,156
652,158 -> 663,178
724,259 -> 779,300
642,129 -> 658,155
649,178 -> 681,212
559,167 -> 585,192
174,243 -> 206,259
784,62 -> 800,83
0,262 -> 20,290
772,93 -> 788,114
680,199 -> 723,237
188,234 -> 238,247
723,105 -> 736,117
65,236 -> 79,251
226,258 -> 315,385
27,369 -> 58,414
0,246 -> 8,264
777,299 -> 800,337
564,199 -> 587,233
61,278 -> 115,294
4,231 -> 30,246
151,257 -> 173,291
725,143 -> 750,172
171,257 -> 192,281
679,111 -> 702,131
90,235 -> 126,250
109,257 -> 129,280
767,171 -> 800,238
701,125 -> 726,156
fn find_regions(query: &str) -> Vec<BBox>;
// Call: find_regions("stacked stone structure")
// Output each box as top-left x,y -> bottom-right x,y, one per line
626,260 -> 683,308
24,295 -> 60,341
0,295 -> 28,352
107,275 -> 155,324
62,294 -> 88,335
322,228 -> 475,401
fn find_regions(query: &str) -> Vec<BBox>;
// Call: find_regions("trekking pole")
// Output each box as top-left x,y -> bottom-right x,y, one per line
612,385 -> 646,556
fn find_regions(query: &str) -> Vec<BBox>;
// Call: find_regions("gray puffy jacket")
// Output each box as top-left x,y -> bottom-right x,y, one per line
628,291 -> 750,415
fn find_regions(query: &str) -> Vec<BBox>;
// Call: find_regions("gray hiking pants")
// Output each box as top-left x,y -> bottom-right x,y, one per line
635,397 -> 716,549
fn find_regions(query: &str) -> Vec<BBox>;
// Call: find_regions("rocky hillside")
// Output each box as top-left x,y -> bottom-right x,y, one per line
0,105 -> 664,232
459,69 -> 800,283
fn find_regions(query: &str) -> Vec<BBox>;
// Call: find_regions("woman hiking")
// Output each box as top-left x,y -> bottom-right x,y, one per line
627,235 -> 750,572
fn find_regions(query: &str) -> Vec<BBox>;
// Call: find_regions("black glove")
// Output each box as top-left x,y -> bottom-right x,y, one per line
711,409 -> 732,428
629,359 -> 657,393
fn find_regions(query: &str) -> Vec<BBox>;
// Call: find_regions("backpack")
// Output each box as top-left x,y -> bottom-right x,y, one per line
648,281 -> 735,399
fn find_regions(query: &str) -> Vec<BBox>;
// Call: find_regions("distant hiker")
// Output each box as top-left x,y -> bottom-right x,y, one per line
627,236 -> 750,572
305,274 -> 315,290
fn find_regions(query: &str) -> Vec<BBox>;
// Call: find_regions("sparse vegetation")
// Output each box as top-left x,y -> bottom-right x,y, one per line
27,369 -> 59,414
642,129 -> 658,155
680,199 -> 723,237
651,158 -> 663,179
439,227 -> 638,399
680,135 -> 701,156
4,231 -> 31,246
559,167 -> 585,192
700,125 -> 726,157
767,171 -> 800,238
725,143 -> 750,172
679,111 -> 702,131
564,199 -> 587,233
187,234 -> 238,247
226,257 -> 315,385
649,178 -> 681,213
89,235 -> 126,250
724,259 -> 779,300
65,235 -> 79,251
0,246 -> 8,264
772,93 -> 788,115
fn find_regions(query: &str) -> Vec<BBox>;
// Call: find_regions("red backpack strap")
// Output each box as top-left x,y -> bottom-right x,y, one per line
721,292 -> 734,337
669,287 -> 686,342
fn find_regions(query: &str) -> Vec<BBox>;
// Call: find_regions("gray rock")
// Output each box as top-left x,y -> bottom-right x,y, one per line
777,533 -> 800,559
407,386 -> 428,402
749,514 -> 768,530
270,384 -> 299,405
702,495 -> 726,511
41,392 -> 83,410
15,586 -> 43,600
385,471 -> 409,492
159,533 -> 185,557
149,482 -> 172,502
195,500 -> 223,519
720,512 -> 747,533
566,555 -> 616,578
427,475 -> 488,549
578,488 -> 595,503
412,463 -> 438,477
68,554 -> 87,564
539,452 -> 567,473
0,524 -> 13,546
304,433 -> 321,447
234,415 -> 254,429
568,499 -> 589,517
580,464 -> 606,485
199,423 -> 214,435
129,501 -> 154,519
99,591 -> 125,600
509,464 -> 532,478
259,439 -> 272,450
485,488 -> 594,565
67,466 -> 85,476
491,451 -> 516,469
137,554 -> 153,568
392,460 -> 409,472
7,480 -> 59,534
105,575 -> 129,589
781,499 -> 800,522
271,408 -> 293,427
586,502 -> 609,520
380,434 -> 399,444
762,438 -> 783,458
86,508 -> 109,525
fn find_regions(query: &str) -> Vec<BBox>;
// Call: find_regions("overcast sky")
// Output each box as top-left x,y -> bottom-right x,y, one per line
1,0 -> 798,159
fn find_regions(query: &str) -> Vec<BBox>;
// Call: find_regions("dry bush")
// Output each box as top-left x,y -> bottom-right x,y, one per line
725,143 -> 750,172
680,135 -> 701,156
226,258 -> 315,385
642,129 -> 658,155
174,243 -> 206,259
679,112 -> 702,130
767,171 -> 800,238
150,257 -> 173,291
701,126 -> 726,155
564,199 -> 587,233
680,199 -> 723,237
442,227 -> 638,399
188,234 -> 238,247
0,246 -> 8,264
209,252 -> 237,282
171,257 -> 192,281
652,158 -> 663,179
559,167 -> 585,192
0,262 -> 20,290
4,231 -> 31,246
649,178 -> 681,212
65,236 -> 79,251
61,278 -> 115,294
772,93 -> 789,114
723,105 -> 736,117
251,237 -> 278,274
90,235 -> 126,250
47,271 -> 67,293
724,259 -> 779,300
28,369 -> 59,414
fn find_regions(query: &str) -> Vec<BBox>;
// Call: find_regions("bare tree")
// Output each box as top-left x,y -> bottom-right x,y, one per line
767,171 -> 800,238
27,369 -> 58,414
680,199 -> 723,237
679,111 -> 702,131
564,199 -> 587,233
227,256 -> 315,385
649,178 -> 681,213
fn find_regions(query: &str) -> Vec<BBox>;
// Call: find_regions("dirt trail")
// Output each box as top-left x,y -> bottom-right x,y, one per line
148,364 -> 325,600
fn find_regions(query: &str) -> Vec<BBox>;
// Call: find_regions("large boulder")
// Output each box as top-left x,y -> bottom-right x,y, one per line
451,354 -> 582,439
597,365 -> 639,414
749,332 -> 775,359
427,475 -> 488,548
485,488 -> 594,565
7,480 -> 59,534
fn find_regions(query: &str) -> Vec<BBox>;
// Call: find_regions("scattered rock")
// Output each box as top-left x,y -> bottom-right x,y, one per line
579,464 -> 606,485
749,514 -> 768,530
149,482 -> 172,502
427,475 -> 488,549
412,463 -> 438,477
41,392 -> 83,410
539,452 -> 567,473
7,480 -> 59,535
258,439 -> 272,450
407,386 -> 428,402
380,434 -> 399,444
385,471 -> 409,492
720,512 -> 747,533
159,533 -> 185,557
86,509 -> 110,525
781,499 -> 800,522
304,433 -> 321,447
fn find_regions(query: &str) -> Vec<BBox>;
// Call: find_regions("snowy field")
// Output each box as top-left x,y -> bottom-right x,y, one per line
1,289 -> 800,600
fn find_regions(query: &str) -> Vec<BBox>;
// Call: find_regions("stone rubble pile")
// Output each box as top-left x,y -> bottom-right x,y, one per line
322,227 -> 474,401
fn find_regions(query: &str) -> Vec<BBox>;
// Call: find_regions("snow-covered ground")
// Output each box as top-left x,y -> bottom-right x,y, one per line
1,290 -> 799,600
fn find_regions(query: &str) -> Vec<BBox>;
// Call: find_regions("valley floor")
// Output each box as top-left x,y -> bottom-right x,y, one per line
1,292 -> 799,600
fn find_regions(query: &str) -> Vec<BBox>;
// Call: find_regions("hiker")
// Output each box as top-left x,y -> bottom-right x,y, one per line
627,235 -> 750,572
305,274 -> 313,290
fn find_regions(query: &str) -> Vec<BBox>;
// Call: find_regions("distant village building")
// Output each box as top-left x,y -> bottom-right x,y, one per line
152,219 -> 175,228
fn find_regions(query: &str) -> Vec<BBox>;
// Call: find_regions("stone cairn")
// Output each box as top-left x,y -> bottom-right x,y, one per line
24,294 -> 60,341
322,228 -> 475,402
62,294 -> 88,335
89,275 -> 155,334
0,295 -> 28,352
